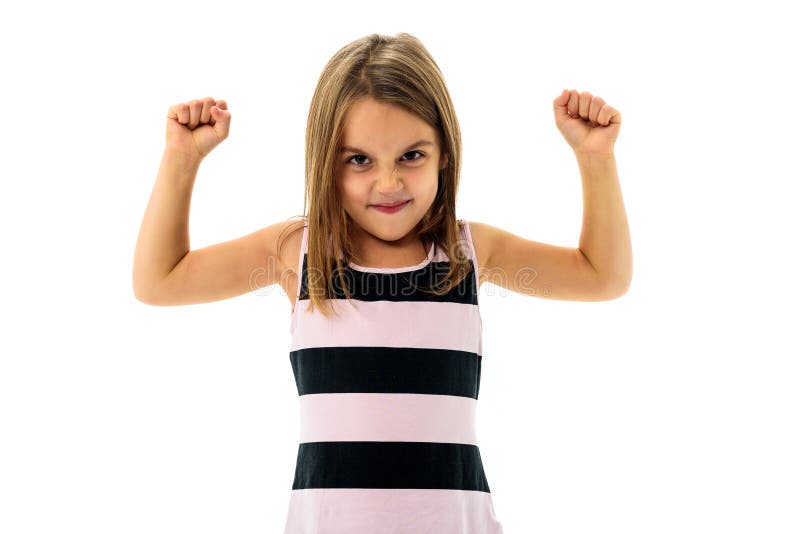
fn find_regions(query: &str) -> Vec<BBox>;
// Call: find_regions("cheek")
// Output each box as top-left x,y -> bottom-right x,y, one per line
416,173 -> 439,197
338,176 -> 368,204
401,167 -> 436,185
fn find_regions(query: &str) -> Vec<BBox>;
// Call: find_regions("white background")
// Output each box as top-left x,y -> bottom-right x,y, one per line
2,1 -> 798,533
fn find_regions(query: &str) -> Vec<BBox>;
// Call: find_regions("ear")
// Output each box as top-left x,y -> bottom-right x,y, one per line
440,153 -> 449,170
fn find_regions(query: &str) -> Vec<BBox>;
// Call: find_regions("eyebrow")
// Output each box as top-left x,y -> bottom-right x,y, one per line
340,139 -> 434,154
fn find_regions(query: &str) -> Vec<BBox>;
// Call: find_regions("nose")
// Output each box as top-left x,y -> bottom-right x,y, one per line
376,166 -> 403,194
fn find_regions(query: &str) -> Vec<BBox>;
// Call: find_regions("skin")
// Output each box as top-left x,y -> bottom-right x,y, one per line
133,89 -> 629,308
337,97 -> 449,268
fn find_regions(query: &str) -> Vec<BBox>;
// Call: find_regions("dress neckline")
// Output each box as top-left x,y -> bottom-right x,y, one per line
348,240 -> 436,273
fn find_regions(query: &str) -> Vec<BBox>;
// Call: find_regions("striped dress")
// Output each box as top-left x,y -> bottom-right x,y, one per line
283,219 -> 504,534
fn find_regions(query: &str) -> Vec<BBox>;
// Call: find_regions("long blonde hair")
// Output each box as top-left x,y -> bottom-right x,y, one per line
278,32 -> 471,318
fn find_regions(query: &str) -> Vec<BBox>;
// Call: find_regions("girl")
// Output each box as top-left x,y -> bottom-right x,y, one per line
133,32 -> 630,534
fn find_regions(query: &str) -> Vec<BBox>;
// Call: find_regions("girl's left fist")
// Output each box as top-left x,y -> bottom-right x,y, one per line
553,89 -> 621,156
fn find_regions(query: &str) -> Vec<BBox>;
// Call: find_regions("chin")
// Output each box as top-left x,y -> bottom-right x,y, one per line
355,216 -> 419,241
366,224 -> 414,242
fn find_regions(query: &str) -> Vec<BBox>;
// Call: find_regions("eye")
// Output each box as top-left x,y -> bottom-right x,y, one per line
406,150 -> 425,161
347,154 -> 369,166
346,150 -> 425,167
403,150 -> 424,162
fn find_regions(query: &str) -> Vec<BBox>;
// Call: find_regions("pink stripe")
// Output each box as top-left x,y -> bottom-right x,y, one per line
290,299 -> 482,355
283,487 -> 504,534
298,392 -> 477,444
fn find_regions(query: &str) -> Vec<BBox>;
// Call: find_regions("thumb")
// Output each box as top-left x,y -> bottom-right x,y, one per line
552,88 -> 571,118
210,100 -> 231,139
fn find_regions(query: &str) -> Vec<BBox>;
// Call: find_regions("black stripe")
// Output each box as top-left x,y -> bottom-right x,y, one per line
299,257 -> 478,305
292,441 -> 491,492
290,346 -> 482,399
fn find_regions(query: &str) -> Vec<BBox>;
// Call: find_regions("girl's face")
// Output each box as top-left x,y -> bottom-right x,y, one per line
337,97 -> 448,248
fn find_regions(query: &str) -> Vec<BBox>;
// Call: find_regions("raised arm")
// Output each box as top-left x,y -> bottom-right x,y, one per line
132,97 -> 299,306
466,89 -> 630,302
132,150 -> 197,303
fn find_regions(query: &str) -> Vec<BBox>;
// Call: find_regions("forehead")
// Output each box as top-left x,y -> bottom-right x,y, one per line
341,98 -> 437,146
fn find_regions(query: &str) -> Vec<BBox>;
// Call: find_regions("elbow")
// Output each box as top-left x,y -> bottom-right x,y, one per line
597,275 -> 631,301
609,279 -> 631,300
132,278 -> 161,306
133,286 -> 155,305
134,291 -> 168,306
132,274 -> 148,303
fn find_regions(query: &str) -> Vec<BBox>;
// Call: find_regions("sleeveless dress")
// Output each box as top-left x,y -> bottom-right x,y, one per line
283,219 -> 504,534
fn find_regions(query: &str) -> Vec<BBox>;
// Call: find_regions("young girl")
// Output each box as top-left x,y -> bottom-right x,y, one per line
133,32 -> 629,534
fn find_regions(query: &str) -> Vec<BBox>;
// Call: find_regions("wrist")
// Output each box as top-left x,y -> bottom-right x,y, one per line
162,148 -> 203,170
573,149 -> 615,161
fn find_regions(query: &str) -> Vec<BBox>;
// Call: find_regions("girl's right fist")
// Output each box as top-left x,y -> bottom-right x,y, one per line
165,97 -> 231,161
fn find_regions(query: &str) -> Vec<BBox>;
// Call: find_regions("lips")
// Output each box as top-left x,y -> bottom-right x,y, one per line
371,200 -> 410,207
370,199 -> 411,214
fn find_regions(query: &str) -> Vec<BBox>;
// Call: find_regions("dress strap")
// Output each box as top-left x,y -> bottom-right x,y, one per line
459,219 -> 480,300
296,223 -> 308,303
458,219 -> 478,266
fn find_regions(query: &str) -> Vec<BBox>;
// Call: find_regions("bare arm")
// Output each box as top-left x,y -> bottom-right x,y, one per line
133,98 -> 299,307
132,149 -> 299,306
575,152 -> 632,295
132,150 -> 199,303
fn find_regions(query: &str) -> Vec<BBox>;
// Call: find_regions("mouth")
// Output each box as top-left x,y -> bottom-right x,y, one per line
370,199 -> 412,213
371,200 -> 411,208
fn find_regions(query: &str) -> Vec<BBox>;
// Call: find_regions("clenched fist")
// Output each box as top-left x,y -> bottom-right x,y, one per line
553,89 -> 620,156
165,97 -> 231,162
